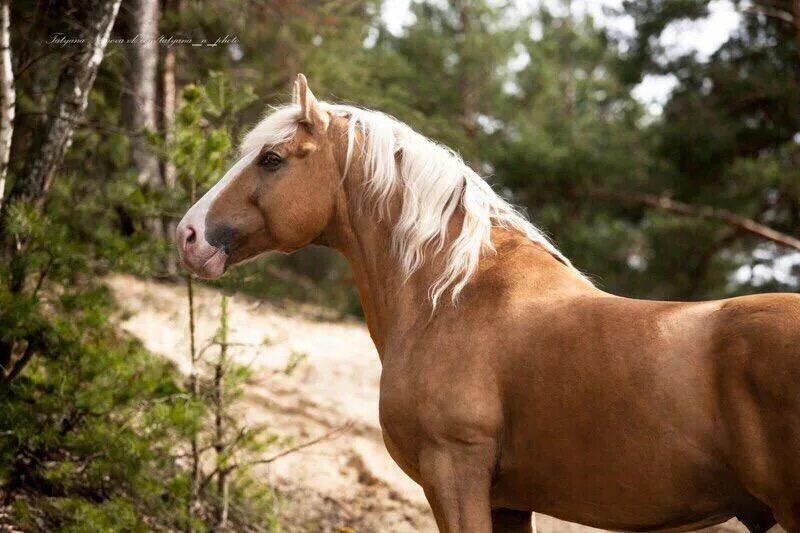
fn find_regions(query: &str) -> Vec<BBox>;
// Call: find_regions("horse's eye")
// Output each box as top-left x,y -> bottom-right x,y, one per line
258,151 -> 282,170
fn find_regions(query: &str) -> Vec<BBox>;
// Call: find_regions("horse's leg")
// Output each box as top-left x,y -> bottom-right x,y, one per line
771,502 -> 800,533
737,512 -> 777,533
735,498 -> 777,533
491,509 -> 533,533
419,445 -> 494,532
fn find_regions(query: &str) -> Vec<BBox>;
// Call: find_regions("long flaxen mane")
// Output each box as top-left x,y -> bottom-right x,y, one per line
241,102 -> 585,308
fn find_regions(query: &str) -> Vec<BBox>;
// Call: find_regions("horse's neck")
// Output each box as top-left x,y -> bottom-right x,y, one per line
325,194 -> 592,359
326,190 -> 430,356
322,122 -> 593,356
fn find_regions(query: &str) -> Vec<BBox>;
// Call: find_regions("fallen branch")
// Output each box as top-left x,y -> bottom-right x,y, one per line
581,188 -> 800,252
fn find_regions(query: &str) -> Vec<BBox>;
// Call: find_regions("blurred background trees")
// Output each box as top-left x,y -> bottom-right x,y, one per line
0,0 -> 798,529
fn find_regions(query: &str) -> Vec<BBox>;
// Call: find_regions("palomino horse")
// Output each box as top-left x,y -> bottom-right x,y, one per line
177,74 -> 800,532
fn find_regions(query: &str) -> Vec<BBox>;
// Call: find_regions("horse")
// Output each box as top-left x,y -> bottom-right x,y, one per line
176,74 -> 800,533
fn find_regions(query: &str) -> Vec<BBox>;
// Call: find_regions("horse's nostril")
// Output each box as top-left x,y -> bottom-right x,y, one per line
179,225 -> 197,253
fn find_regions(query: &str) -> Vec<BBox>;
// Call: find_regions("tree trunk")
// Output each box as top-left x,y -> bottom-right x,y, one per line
452,0 -> 480,171
0,0 -> 122,378
123,0 -> 165,257
1,0 -> 122,294
160,0 -> 179,274
4,0 -> 121,216
161,44 -> 176,186
790,0 -> 800,68
0,0 -> 14,213
123,0 -> 161,190
160,0 -> 177,189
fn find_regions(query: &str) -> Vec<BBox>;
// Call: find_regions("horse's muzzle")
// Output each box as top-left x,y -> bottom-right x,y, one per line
176,222 -> 228,279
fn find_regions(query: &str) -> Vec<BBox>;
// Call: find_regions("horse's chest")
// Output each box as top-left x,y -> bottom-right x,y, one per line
377,384 -> 424,483
379,423 -> 423,484
376,349 -> 503,484
376,359 -> 444,482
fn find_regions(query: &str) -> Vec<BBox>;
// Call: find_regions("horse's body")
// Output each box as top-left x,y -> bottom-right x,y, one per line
379,231 -> 799,532
177,75 -> 800,532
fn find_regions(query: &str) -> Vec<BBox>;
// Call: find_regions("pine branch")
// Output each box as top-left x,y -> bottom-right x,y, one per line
199,423 -> 353,492
743,4 -> 795,23
581,188 -> 800,252
245,423 -> 353,467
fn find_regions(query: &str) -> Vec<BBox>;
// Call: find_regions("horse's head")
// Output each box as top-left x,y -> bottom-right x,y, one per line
176,74 -> 339,279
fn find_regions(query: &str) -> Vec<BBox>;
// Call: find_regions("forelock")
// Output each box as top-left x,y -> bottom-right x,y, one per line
240,105 -> 303,156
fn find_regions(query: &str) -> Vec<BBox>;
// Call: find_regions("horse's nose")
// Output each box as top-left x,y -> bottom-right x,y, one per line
177,224 -> 197,254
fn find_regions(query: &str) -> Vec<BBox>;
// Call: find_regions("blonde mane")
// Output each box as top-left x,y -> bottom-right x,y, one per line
241,103 -> 585,308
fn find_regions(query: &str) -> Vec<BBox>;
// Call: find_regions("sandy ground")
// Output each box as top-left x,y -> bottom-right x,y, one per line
108,274 -> 750,533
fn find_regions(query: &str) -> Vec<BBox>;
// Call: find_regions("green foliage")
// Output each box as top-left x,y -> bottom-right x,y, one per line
0,66 -> 279,531
0,281 -> 201,530
171,73 -> 256,198
284,350 -> 309,376
612,0 -> 800,297
183,295 -> 286,531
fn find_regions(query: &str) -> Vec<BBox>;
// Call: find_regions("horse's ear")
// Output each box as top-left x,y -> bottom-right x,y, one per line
293,73 -> 329,133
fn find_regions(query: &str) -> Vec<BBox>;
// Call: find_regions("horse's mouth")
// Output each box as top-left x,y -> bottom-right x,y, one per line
183,247 -> 229,280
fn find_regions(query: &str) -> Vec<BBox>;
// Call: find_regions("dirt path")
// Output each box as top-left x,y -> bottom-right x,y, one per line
108,275 -> 748,533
